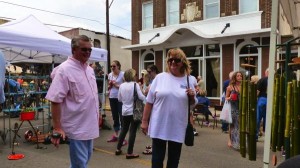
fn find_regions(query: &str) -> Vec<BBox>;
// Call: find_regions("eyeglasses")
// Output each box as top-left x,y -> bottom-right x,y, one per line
80,48 -> 92,52
167,58 -> 181,63
110,65 -> 116,68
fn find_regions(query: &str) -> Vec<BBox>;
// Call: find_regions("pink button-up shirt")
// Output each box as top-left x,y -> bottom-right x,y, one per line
46,57 -> 99,140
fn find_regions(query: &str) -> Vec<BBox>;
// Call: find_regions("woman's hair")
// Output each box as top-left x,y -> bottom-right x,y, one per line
147,64 -> 159,74
143,73 -> 151,86
165,48 -> 191,75
124,69 -> 136,82
230,71 -> 243,85
112,60 -> 121,70
250,75 -> 260,84
198,89 -> 207,96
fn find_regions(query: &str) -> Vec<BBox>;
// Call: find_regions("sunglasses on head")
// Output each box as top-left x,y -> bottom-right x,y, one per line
80,48 -> 92,52
168,58 -> 181,63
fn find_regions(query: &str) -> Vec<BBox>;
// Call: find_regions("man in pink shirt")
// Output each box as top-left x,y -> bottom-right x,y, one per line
46,35 -> 100,168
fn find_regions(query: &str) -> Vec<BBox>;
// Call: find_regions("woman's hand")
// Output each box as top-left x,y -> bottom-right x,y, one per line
141,120 -> 149,135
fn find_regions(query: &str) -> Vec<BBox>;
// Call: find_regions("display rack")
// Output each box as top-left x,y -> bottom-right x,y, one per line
2,75 -> 51,146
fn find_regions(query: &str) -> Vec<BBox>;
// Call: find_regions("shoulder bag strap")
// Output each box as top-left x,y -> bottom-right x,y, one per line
187,75 -> 191,124
133,83 -> 137,109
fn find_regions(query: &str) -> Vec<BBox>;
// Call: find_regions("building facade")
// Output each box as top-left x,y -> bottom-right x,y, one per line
124,0 -> 289,103
60,28 -> 132,72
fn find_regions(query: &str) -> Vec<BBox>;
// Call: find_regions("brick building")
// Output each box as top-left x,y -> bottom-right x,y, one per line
123,0 -> 296,103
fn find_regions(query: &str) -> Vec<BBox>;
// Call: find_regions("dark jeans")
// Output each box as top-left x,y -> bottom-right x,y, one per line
117,115 -> 139,154
222,121 -> 229,131
109,98 -> 123,131
152,138 -> 182,168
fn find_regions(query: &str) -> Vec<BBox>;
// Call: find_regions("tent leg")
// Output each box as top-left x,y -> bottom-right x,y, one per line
263,0 -> 279,167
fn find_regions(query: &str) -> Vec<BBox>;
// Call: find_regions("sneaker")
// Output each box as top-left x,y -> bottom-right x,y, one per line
107,136 -> 118,142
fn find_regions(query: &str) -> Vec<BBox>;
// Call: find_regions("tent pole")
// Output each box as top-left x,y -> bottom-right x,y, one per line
263,0 -> 279,167
101,62 -> 107,116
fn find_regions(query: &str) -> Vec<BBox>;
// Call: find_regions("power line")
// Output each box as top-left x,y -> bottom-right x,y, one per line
0,1 -> 131,32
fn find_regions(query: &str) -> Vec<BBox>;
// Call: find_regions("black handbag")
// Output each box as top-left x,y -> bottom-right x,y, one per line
133,83 -> 144,123
185,75 -> 194,146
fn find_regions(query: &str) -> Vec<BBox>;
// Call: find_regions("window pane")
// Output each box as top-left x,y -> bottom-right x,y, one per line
206,58 -> 220,97
206,44 -> 220,56
205,0 -> 218,3
167,0 -> 179,25
168,12 -> 179,25
144,53 -> 154,61
240,0 -> 257,14
206,3 -> 219,19
239,56 -> 258,78
143,3 -> 153,29
239,45 -> 258,54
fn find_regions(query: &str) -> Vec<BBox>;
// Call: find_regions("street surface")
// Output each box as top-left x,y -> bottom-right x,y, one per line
0,109 -> 285,168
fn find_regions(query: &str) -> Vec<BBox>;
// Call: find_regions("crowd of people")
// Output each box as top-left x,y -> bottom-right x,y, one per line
0,35 -> 274,168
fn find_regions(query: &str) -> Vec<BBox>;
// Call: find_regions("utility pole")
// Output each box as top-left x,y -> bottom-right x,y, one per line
106,0 -> 111,73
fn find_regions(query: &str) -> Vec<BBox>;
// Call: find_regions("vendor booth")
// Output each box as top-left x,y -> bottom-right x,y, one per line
0,15 -> 108,148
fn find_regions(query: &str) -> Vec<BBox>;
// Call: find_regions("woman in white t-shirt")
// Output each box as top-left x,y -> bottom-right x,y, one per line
107,60 -> 125,142
141,48 -> 197,168
115,69 -> 145,159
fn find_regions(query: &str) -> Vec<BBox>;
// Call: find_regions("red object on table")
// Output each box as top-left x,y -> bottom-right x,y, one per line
20,111 -> 35,121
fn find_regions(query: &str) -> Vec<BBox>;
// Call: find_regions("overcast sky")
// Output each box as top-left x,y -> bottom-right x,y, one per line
0,0 -> 132,39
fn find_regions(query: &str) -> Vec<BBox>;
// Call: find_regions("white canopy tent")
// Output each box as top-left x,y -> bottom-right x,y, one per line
0,15 -> 108,115
0,15 -> 107,63
263,0 -> 300,167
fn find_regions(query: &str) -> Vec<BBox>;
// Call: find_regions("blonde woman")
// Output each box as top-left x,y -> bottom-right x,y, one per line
141,48 -> 197,168
115,69 -> 145,159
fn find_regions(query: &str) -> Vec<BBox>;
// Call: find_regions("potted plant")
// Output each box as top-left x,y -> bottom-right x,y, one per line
20,107 -> 35,121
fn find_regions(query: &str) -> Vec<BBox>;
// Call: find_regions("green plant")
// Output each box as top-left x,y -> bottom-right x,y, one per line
21,107 -> 34,113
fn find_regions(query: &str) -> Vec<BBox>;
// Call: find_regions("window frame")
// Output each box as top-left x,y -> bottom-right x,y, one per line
239,0 -> 258,14
142,2 -> 154,30
204,0 -> 220,19
166,0 -> 180,26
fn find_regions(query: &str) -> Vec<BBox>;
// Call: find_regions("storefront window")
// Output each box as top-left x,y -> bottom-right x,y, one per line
239,45 -> 258,79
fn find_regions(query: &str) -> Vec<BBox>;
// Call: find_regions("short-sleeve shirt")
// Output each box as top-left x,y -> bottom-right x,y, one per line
46,57 -> 99,140
118,82 -> 145,116
108,71 -> 124,98
146,72 -> 197,143
257,77 -> 268,98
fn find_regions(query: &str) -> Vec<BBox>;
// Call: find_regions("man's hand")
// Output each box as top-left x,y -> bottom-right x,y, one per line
51,128 -> 66,148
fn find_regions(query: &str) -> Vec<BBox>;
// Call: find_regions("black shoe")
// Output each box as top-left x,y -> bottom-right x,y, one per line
115,149 -> 122,155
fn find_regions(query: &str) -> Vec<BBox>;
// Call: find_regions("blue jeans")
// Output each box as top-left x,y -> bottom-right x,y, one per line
69,139 -> 93,168
256,97 -> 267,139
152,138 -> 182,168
109,98 -> 123,131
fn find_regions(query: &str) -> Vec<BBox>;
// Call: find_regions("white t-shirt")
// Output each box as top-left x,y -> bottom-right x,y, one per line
108,71 -> 124,98
118,82 -> 145,116
146,72 -> 197,143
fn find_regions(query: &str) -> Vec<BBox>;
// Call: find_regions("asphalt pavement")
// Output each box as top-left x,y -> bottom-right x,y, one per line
0,109 -> 285,168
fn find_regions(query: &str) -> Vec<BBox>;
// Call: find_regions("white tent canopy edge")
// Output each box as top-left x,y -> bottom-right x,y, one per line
0,15 -> 107,63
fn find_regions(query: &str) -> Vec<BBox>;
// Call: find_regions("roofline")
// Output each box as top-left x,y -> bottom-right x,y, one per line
122,28 -> 271,50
